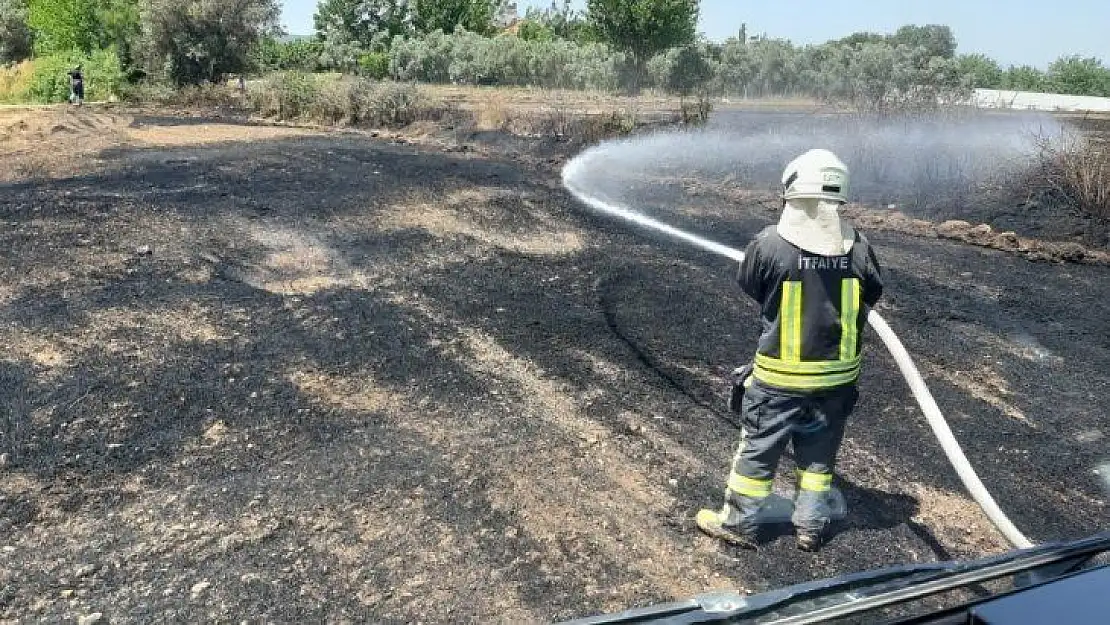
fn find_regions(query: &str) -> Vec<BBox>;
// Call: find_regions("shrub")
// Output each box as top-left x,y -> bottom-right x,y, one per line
1030,129 -> 1110,222
175,81 -> 241,108
13,48 -> 123,103
255,37 -> 324,72
358,52 -> 390,79
389,30 -> 453,83
387,30 -> 625,91
310,76 -> 355,124
248,70 -> 319,119
648,44 -> 715,95
559,41 -> 625,91
679,95 -> 713,125
0,59 -> 34,103
355,81 -> 439,127
119,80 -> 172,103
245,73 -> 450,128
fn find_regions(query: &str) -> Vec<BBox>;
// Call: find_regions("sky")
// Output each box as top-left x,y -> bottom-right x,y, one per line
279,0 -> 1109,69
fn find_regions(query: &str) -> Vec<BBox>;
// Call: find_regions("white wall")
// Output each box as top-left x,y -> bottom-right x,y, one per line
973,89 -> 1110,113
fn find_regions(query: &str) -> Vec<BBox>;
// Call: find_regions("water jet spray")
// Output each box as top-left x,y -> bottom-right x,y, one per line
562,127 -> 1036,550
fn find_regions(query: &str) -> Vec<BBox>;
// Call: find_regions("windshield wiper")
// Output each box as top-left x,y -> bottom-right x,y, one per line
560,531 -> 1110,625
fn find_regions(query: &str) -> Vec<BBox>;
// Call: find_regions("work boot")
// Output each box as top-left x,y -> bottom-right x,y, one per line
792,478 -> 832,552
696,505 -> 758,549
795,528 -> 825,552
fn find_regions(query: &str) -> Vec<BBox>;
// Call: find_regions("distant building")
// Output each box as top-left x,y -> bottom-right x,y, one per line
972,88 -> 1110,113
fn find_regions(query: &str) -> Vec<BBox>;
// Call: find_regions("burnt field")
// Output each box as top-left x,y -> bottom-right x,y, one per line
0,105 -> 1107,623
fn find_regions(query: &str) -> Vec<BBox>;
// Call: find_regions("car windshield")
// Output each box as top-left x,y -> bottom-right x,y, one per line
563,533 -> 1110,624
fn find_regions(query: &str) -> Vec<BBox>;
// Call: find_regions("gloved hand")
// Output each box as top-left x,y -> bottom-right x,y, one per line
727,363 -> 754,413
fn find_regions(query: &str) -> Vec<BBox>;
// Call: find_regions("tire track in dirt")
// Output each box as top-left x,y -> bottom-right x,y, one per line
195,203 -> 740,616
596,272 -> 742,433
390,290 -> 743,610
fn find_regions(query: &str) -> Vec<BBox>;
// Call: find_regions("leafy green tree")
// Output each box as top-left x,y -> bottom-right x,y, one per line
1001,65 -> 1046,92
836,31 -> 885,48
714,36 -> 762,95
516,19 -> 555,42
313,0 -> 410,50
26,0 -> 100,53
95,0 -> 140,69
1046,55 -> 1110,96
410,0 -> 502,36
255,36 -> 324,71
318,25 -> 365,70
956,53 -> 1002,88
24,47 -> 122,101
357,50 -> 389,77
747,37 -> 797,96
890,24 -> 956,59
524,0 -> 588,42
0,0 -> 34,62
664,44 -> 712,96
585,0 -> 698,89
138,0 -> 281,85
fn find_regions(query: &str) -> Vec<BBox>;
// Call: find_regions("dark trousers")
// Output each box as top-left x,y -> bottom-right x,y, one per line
723,380 -> 859,532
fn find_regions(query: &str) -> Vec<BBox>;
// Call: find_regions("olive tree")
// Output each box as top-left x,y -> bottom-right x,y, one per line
313,0 -> 410,50
0,0 -> 33,62
411,0 -> 505,36
585,0 -> 698,90
138,0 -> 281,85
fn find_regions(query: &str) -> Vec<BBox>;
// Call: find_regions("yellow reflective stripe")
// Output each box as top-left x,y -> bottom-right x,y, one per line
755,353 -> 861,375
780,281 -> 802,361
752,365 -> 860,390
727,473 -> 772,497
799,471 -> 833,492
840,278 -> 861,360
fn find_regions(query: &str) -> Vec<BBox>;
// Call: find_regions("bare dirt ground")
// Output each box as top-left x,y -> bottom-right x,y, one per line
0,104 -> 1107,623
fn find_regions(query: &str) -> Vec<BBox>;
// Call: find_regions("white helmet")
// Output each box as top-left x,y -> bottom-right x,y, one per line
781,149 -> 850,204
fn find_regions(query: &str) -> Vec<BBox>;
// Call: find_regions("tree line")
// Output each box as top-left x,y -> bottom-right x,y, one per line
2,0 -> 1109,104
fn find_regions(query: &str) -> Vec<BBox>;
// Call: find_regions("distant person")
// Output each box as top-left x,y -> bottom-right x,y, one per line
697,149 -> 884,552
238,75 -> 246,94
67,66 -> 84,106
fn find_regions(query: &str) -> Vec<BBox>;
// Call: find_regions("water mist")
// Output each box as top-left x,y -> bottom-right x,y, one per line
561,110 -> 1058,549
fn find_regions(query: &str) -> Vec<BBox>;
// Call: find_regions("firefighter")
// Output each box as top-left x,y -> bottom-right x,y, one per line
697,148 -> 884,552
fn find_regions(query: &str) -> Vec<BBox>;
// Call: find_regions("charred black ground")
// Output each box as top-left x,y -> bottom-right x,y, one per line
0,107 -> 1106,623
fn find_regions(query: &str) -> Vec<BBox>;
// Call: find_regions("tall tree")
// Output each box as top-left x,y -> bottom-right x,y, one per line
95,0 -> 141,68
26,0 -> 101,53
410,0 -> 502,36
138,0 -> 281,85
524,0 -> 588,42
1046,55 -> 1110,97
890,24 -> 956,59
0,0 -> 34,62
585,0 -> 698,89
664,44 -> 712,97
836,31 -> 885,48
313,0 -> 410,50
956,53 -> 1002,89
1001,65 -> 1046,92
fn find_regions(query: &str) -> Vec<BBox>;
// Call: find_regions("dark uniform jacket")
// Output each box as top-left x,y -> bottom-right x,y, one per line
738,225 -> 884,392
